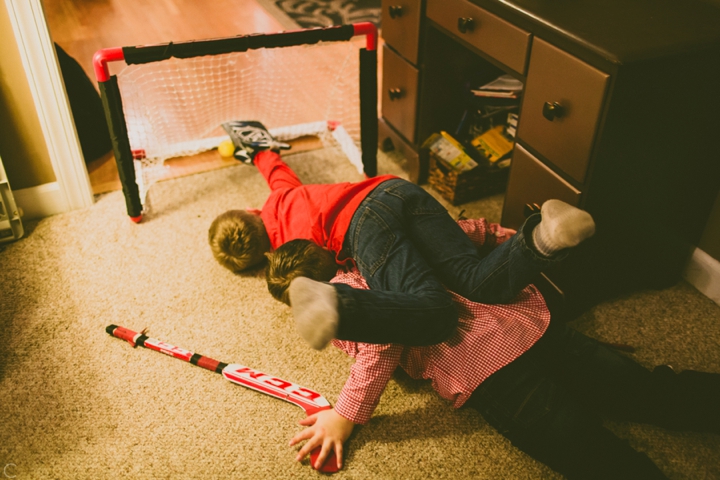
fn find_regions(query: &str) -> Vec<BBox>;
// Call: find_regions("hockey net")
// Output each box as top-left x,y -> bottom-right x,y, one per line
94,24 -> 378,221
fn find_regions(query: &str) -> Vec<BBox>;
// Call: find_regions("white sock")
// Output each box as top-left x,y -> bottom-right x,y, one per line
532,199 -> 596,257
288,277 -> 339,350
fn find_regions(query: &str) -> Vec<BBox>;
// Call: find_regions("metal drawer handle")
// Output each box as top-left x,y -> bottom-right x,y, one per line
388,5 -> 404,18
542,102 -> 565,121
388,88 -> 404,101
457,17 -> 475,34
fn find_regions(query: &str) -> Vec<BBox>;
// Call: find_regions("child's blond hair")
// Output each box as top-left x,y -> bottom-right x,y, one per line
265,239 -> 338,305
208,210 -> 271,272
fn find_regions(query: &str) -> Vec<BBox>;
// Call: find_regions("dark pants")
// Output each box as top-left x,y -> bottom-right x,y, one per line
335,178 -> 562,345
465,319 -> 720,479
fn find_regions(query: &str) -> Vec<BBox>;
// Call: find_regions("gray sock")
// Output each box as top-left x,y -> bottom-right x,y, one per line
532,199 -> 596,257
288,277 -> 339,350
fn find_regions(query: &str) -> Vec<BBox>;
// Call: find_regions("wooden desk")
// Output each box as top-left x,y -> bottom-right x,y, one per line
378,0 -> 720,314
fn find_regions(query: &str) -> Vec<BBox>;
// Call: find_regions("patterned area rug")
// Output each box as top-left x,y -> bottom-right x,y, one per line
274,0 -> 381,28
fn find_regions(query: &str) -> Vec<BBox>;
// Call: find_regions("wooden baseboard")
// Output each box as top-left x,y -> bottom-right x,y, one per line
13,182 -> 71,220
683,247 -> 720,306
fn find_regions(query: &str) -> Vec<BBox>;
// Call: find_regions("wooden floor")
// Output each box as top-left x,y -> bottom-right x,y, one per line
43,0 -> 290,194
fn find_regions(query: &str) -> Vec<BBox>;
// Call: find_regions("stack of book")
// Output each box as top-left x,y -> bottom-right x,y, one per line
471,74 -> 523,101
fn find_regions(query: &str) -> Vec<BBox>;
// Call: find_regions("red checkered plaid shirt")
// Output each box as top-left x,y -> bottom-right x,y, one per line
330,219 -> 551,425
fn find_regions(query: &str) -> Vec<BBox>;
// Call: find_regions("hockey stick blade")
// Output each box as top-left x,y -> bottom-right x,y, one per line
221,364 -> 330,415
106,324 -> 339,473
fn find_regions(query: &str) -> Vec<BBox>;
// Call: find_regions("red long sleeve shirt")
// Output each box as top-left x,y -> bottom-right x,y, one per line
255,151 -> 397,261
329,219 -> 551,424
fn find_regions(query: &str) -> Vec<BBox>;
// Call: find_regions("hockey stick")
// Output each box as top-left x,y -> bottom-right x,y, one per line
106,324 -> 339,473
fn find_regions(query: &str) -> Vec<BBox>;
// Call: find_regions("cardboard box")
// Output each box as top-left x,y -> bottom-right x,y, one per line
428,151 -> 509,205
470,125 -> 514,163
424,132 -> 478,172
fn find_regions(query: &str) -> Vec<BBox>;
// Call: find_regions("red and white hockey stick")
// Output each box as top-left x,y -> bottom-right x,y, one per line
106,324 -> 339,473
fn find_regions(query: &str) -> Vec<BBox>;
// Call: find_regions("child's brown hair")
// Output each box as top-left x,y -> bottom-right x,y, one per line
265,239 -> 338,305
208,210 -> 271,272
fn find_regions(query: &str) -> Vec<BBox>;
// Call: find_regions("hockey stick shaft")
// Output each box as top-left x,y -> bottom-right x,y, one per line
106,324 -> 227,371
105,324 -> 329,412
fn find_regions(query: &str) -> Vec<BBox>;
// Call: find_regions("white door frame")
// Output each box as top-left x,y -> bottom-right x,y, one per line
5,0 -> 93,213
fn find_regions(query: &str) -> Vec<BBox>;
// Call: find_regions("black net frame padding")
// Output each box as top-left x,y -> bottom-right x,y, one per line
97,25 -> 378,220
359,48 -> 378,177
122,25 -> 357,64
98,77 -> 142,218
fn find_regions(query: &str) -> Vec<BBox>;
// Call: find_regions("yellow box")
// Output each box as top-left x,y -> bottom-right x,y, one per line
423,131 -> 478,172
471,125 -> 514,163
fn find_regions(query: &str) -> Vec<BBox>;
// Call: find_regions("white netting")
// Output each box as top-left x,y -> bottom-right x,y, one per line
115,40 -> 363,203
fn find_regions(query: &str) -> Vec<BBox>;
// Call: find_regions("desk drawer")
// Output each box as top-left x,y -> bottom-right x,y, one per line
382,44 -> 419,143
378,117 -> 421,183
381,0 -> 423,64
426,0 -> 530,74
502,145 -> 582,230
517,38 -> 610,184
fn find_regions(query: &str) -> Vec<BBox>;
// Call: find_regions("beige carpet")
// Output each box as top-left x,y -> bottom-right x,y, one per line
1,149 -> 719,479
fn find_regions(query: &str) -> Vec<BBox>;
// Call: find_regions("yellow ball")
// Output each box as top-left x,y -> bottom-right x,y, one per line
218,140 -> 236,158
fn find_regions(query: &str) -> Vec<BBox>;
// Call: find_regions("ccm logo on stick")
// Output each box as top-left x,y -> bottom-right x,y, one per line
222,365 -> 329,407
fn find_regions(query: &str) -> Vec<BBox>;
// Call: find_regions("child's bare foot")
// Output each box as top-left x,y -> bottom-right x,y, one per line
532,200 -> 595,256
288,277 -> 339,350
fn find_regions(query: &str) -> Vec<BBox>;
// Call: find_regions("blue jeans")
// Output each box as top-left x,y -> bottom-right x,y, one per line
465,320 -> 720,479
334,178 -> 564,345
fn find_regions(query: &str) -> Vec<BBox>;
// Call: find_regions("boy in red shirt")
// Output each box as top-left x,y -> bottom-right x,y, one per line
209,122 -> 595,350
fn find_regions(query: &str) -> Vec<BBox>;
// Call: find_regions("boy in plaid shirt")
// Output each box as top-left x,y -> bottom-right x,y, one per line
266,219 -> 720,479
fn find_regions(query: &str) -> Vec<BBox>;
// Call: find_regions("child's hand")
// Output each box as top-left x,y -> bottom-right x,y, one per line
289,408 -> 355,470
